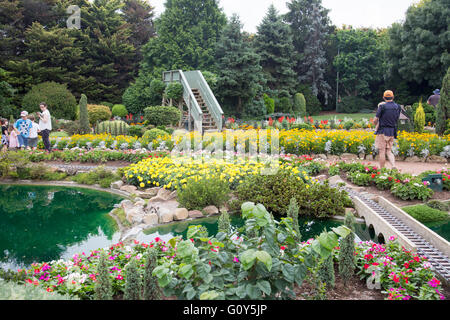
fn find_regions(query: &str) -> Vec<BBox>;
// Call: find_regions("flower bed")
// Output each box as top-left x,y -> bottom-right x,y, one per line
351,237 -> 445,300
124,155 -> 313,191
338,162 -> 438,201
39,130 -> 450,159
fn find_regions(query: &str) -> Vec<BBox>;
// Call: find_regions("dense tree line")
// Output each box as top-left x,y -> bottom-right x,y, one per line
0,0 -> 448,120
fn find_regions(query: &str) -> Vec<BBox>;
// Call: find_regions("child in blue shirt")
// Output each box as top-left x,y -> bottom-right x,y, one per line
14,111 -> 32,149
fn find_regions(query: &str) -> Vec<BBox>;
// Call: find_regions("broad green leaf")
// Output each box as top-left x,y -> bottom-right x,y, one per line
168,237 -> 177,248
312,239 -> 332,258
200,291 -> 219,300
177,240 -> 195,259
179,264 -> 194,279
240,249 -> 257,270
318,231 -> 338,251
152,266 -> 168,278
332,225 -> 351,238
257,280 -> 272,296
246,284 -> 261,299
256,250 -> 273,272
281,264 -> 295,283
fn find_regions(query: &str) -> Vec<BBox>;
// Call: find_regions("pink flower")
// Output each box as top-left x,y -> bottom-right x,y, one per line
233,257 -> 239,263
116,275 -> 124,280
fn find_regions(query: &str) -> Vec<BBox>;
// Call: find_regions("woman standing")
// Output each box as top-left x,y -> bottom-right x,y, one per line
37,102 -> 52,153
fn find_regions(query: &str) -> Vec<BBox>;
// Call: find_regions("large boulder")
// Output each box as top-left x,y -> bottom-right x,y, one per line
404,156 -> 422,163
328,175 -> 345,186
189,210 -> 204,219
111,180 -> 124,190
143,213 -> 159,226
120,200 -> 134,210
126,207 -> 145,225
315,154 -> 327,160
203,205 -> 219,216
120,185 -> 137,193
159,211 -> 174,223
173,208 -> 189,221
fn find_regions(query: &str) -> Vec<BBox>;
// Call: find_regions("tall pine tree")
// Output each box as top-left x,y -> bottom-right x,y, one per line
140,0 -> 226,77
253,5 -> 297,94
215,14 -> 266,118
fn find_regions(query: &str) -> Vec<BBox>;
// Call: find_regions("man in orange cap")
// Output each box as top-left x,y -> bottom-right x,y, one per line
373,90 -> 401,169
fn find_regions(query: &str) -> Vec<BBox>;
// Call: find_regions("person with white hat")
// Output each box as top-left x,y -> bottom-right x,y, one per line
14,111 -> 32,149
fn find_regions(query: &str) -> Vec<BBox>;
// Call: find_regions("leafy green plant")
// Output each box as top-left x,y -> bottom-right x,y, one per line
71,166 -> 120,189
164,82 -> 184,101
426,200 -> 450,212
177,176 -> 231,211
390,181 -> 434,201
151,202 -> 351,300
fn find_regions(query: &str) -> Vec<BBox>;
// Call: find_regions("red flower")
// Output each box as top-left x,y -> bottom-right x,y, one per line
280,246 -> 286,251
393,275 -> 400,283
371,174 -> 376,179
414,256 -> 420,262
364,264 -> 370,270
404,263 -> 410,269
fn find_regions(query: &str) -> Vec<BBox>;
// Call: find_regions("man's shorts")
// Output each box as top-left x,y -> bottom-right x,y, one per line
375,134 -> 395,151
28,137 -> 38,148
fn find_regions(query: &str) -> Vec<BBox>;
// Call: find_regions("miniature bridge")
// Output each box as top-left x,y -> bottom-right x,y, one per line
338,185 -> 450,284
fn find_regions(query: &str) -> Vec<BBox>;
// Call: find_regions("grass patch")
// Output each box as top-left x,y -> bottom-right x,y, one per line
71,166 -> 121,188
312,113 -> 376,122
111,208 -> 131,228
402,204 -> 449,223
50,131 -> 69,137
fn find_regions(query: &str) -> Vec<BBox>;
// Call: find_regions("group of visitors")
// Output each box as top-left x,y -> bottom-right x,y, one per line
374,88 -> 440,170
1,102 -> 52,153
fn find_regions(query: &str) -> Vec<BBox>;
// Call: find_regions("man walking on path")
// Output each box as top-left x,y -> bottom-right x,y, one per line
14,111 -> 32,149
427,89 -> 440,107
374,90 -> 401,169
38,102 -> 52,153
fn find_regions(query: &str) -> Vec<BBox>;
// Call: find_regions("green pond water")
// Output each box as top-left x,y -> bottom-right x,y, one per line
0,185 -> 123,271
424,221 -> 450,242
0,184 -> 379,271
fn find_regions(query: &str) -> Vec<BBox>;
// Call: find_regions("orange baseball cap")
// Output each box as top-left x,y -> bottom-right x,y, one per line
384,90 -> 394,99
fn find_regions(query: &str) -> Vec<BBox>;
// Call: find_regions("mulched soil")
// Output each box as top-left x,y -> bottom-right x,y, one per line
295,265 -> 385,300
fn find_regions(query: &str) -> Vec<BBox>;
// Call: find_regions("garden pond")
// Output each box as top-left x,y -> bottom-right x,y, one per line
0,184 -> 378,271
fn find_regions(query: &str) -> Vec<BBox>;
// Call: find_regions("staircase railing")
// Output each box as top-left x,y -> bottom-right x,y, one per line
184,71 -> 224,131
162,70 -> 203,132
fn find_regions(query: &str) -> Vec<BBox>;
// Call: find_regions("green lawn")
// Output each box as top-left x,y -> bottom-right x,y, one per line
311,113 -> 376,122
50,131 -> 69,137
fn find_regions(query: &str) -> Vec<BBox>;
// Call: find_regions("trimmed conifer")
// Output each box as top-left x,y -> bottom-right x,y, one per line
94,251 -> 113,300
218,211 -> 231,233
318,254 -> 335,289
79,94 -> 90,134
143,247 -> 161,300
338,212 -> 356,286
286,197 -> 300,241
124,257 -> 141,300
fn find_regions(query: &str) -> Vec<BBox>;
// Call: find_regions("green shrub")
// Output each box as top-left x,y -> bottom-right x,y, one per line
338,212 -> 356,286
177,176 -> 231,211
235,170 -> 352,217
123,77 -> 167,115
128,125 -> 145,137
435,102 -> 447,135
99,102 -> 113,108
61,120 -> 84,136
426,200 -> 450,212
276,91 -> 293,114
79,94 -> 90,134
94,251 -> 113,300
112,104 -> 128,118
96,120 -> 129,136
263,93 -> 275,114
402,204 -> 449,223
338,96 -> 371,114
87,105 -> 112,125
436,67 -> 449,135
22,82 -> 77,120
293,93 -> 307,118
0,281 -> 78,300
164,82 -> 184,101
318,254 -> 335,289
144,106 -> 181,127
412,101 -> 436,125
297,84 -> 322,116
414,101 -> 426,133
124,258 -> 141,300
143,247 -> 161,300
218,211 -> 231,233
142,128 -> 170,144
291,123 -> 314,130
71,167 -> 120,189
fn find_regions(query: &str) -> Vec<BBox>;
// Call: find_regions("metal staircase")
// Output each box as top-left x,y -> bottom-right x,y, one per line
162,70 -> 223,133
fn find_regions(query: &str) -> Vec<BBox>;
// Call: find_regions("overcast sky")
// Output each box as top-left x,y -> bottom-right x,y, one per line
150,0 -> 419,33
